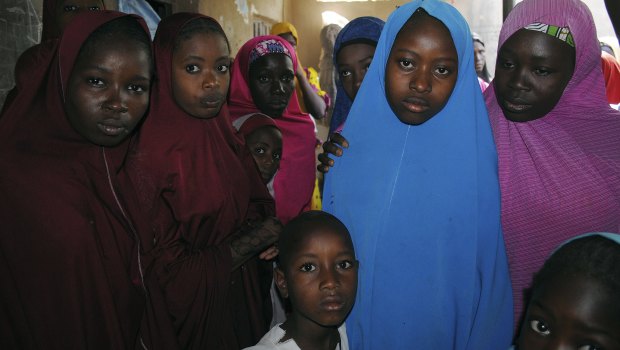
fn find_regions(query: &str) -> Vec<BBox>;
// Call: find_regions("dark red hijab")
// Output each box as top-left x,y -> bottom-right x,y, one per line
0,11 -> 155,349
128,13 -> 274,350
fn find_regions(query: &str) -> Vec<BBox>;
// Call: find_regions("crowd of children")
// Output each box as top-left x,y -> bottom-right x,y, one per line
1,0 -> 619,349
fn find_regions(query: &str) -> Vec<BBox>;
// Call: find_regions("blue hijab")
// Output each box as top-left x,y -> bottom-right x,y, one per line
329,16 -> 385,133
323,1 -> 513,348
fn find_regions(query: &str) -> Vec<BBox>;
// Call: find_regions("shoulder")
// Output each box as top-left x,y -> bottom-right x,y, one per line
243,324 -> 300,350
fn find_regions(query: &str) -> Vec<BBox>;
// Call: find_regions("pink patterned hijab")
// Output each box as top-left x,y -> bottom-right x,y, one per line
485,0 -> 620,321
228,35 -> 316,224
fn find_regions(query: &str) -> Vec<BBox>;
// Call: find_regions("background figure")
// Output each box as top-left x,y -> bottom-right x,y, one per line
328,16 -> 384,134
602,51 -> 620,104
270,22 -> 329,120
319,23 -> 342,121
485,0 -> 620,325
472,32 -> 491,84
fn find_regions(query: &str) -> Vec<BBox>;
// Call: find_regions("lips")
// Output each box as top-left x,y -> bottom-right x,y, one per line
200,95 -> 223,108
320,295 -> 345,312
401,96 -> 430,114
501,97 -> 532,113
268,98 -> 289,108
97,122 -> 126,137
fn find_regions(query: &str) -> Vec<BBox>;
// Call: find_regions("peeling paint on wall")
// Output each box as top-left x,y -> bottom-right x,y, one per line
235,0 -> 250,24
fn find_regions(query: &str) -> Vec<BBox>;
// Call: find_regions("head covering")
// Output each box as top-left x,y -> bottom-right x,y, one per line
471,31 -> 492,83
270,21 -> 299,45
127,13 -> 274,349
233,112 -> 279,137
42,0 -> 106,41
329,16 -> 384,133
484,0 -> 620,322
228,35 -> 316,224
0,11 -> 155,348
601,51 -> 620,104
322,1 -> 513,348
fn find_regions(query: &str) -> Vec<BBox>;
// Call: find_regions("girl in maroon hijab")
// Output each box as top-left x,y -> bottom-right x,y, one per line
128,13 -> 279,349
0,11 -> 155,349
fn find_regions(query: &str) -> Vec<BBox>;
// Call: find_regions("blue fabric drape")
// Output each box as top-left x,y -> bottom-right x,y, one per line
322,1 -> 513,348
118,0 -> 160,39
329,16 -> 384,133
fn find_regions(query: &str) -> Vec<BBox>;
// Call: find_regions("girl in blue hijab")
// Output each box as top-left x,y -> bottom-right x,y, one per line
329,16 -> 385,133
322,0 -> 513,348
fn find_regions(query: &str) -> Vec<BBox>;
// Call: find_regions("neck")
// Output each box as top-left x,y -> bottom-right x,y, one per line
281,317 -> 340,350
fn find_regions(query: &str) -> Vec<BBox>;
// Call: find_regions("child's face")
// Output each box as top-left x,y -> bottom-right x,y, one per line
337,43 -> 376,100
518,274 -> 620,350
275,227 -> 358,329
494,29 -> 574,123
65,40 -> 151,147
54,0 -> 103,36
385,14 -> 458,125
249,54 -> 295,118
246,126 -> 282,183
172,32 -> 230,119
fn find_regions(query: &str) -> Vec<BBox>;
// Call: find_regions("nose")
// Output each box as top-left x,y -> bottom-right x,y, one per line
202,70 -> 218,89
507,67 -> 529,91
409,70 -> 431,93
272,80 -> 285,95
103,87 -> 128,114
319,266 -> 339,291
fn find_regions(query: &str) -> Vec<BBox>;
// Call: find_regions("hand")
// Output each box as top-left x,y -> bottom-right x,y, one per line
295,60 -> 305,80
317,133 -> 349,173
259,245 -> 279,260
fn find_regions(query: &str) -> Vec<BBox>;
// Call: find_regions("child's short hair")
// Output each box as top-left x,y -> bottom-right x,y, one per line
175,17 -> 230,52
530,234 -> 620,298
79,16 -> 152,68
277,210 -> 352,269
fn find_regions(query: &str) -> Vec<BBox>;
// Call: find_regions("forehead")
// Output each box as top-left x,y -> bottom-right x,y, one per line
175,31 -> 229,55
534,274 -> 620,333
337,43 -> 376,63
58,0 -> 102,8
246,126 -> 282,143
393,14 -> 456,52
250,53 -> 293,71
288,226 -> 352,257
500,29 -> 573,58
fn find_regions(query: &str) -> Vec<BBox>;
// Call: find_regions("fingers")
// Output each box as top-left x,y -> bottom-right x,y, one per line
322,141 -> 343,157
328,133 -> 349,148
259,245 -> 279,260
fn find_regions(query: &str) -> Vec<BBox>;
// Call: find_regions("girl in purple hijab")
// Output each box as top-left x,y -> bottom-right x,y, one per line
485,0 -> 620,323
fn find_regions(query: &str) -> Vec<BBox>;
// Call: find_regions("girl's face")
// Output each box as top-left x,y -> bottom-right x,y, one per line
65,40 -> 151,146
473,40 -> 486,74
494,29 -> 575,123
337,42 -> 376,100
54,0 -> 103,37
172,31 -> 230,119
518,274 -> 620,350
249,54 -> 295,118
385,13 -> 458,125
246,126 -> 282,183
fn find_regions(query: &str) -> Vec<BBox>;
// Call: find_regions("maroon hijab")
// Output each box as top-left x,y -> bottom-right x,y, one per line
128,13 -> 274,350
0,11 -> 154,349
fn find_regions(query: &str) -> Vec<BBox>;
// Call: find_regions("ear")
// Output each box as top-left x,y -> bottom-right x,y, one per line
274,266 -> 289,298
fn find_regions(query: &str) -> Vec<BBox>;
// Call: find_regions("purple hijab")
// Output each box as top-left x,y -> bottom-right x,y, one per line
485,0 -> 620,321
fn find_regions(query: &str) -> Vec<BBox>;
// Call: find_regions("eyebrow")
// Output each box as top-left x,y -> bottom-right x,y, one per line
82,65 -> 150,82
393,48 -> 457,62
